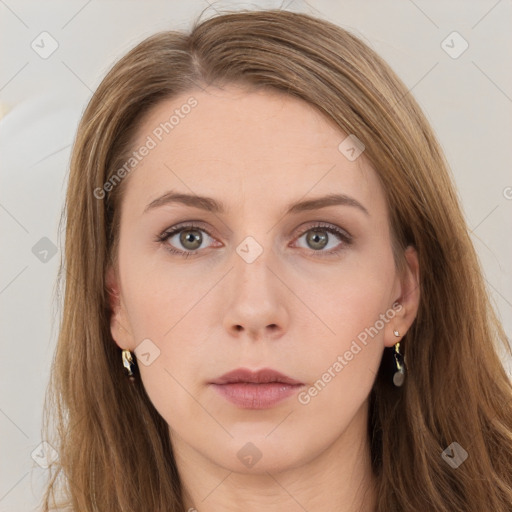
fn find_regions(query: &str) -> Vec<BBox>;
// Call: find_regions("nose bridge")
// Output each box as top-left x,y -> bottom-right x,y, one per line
233,232 -> 276,298
222,231 -> 287,338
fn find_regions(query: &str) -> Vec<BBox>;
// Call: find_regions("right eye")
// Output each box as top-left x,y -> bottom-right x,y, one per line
156,223 -> 220,257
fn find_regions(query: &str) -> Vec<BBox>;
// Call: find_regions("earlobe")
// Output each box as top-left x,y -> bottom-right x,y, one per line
384,245 -> 421,347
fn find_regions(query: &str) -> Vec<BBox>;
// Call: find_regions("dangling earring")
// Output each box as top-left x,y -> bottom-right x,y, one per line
122,349 -> 135,382
392,330 -> 405,387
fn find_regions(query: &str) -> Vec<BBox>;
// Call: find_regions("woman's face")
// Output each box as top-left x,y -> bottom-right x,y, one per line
107,85 -> 419,475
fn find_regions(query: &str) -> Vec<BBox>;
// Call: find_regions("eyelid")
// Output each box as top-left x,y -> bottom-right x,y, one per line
294,221 -> 351,240
156,221 -> 219,246
157,220 -> 215,236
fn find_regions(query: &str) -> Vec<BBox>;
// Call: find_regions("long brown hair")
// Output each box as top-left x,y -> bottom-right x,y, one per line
42,8 -> 512,511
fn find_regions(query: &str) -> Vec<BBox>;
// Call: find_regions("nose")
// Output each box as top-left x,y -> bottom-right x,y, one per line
222,242 -> 289,341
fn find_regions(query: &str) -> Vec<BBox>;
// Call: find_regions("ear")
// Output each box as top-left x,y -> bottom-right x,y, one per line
105,266 -> 134,351
384,245 -> 420,348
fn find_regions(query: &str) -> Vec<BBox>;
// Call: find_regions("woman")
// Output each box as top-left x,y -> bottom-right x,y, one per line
42,8 -> 512,512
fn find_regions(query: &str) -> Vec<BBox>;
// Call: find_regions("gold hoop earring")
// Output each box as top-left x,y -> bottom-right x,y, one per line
121,349 -> 135,382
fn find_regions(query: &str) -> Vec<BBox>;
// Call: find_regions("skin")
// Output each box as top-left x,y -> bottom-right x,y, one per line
107,85 -> 420,512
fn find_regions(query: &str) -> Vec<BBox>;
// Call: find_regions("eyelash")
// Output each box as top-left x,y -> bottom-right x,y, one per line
155,221 -> 353,259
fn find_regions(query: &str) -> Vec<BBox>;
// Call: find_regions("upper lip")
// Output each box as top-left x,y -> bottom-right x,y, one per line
210,368 -> 303,385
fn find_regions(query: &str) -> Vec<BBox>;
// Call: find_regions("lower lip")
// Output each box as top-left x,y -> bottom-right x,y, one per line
210,382 -> 303,409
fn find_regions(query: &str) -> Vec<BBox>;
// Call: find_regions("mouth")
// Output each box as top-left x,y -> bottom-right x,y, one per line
209,367 -> 304,409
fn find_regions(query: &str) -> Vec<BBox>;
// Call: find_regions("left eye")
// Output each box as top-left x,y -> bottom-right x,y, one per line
293,225 -> 350,253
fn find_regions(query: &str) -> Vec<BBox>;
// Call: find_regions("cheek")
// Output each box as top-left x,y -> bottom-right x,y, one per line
119,241 -> 206,339
295,249 -> 396,401
121,276 -> 211,423
313,245 -> 395,337
118,255 -> 219,409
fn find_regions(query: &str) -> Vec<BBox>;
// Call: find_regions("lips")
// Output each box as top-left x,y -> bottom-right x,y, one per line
210,367 -> 303,386
209,368 -> 304,409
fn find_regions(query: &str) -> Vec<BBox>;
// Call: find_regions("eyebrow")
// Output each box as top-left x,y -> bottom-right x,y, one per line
143,191 -> 369,216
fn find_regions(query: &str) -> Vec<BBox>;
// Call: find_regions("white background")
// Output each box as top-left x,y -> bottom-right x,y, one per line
1,1 -> 511,510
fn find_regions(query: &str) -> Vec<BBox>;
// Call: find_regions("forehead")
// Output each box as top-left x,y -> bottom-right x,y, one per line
122,85 -> 385,217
